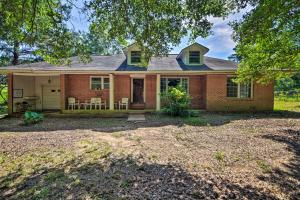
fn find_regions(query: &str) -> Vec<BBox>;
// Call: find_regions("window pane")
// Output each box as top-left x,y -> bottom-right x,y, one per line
160,78 -> 167,93
181,78 -> 188,92
103,78 -> 110,89
227,77 -> 238,97
189,51 -> 200,64
91,78 -> 102,90
168,78 -> 180,88
131,51 -> 141,63
240,82 -> 251,98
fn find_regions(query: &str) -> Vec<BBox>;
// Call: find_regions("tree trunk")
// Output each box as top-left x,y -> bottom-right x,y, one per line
12,42 -> 19,65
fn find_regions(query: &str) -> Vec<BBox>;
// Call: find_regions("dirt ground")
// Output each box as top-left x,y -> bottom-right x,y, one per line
0,112 -> 299,199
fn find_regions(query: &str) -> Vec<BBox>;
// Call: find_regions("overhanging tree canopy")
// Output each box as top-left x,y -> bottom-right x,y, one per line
231,0 -> 300,83
85,0 -> 249,63
0,0 -> 87,65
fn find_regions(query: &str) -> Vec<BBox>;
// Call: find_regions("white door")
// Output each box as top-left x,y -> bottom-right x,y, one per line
42,86 -> 61,110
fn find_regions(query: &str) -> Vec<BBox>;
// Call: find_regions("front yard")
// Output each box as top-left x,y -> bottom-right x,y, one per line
0,112 -> 299,199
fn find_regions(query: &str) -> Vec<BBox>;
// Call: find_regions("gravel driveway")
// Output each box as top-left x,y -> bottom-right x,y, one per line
0,112 -> 299,199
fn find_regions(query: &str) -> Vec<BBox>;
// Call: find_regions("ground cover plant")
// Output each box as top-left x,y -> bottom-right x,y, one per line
0,112 -> 299,199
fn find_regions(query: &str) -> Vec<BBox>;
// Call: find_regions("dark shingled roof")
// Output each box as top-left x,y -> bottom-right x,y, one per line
1,54 -> 238,72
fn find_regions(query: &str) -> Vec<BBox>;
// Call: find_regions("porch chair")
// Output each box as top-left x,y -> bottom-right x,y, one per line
90,97 -> 107,110
119,98 -> 129,110
68,97 -> 80,110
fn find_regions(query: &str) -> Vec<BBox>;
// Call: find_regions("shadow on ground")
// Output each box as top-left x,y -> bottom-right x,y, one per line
0,111 -> 299,133
259,128 -> 300,199
0,156 -> 278,200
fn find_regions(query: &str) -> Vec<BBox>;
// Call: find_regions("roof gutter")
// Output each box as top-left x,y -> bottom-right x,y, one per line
0,69 -> 237,75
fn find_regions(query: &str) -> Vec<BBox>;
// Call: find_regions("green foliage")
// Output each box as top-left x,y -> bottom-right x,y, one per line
0,0 -> 89,65
231,0 -> 300,83
214,151 -> 225,162
161,86 -> 191,117
24,111 -> 44,125
184,117 -> 208,126
86,0 -> 245,63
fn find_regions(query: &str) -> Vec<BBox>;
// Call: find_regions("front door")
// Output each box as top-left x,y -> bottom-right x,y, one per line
132,79 -> 144,103
42,86 -> 61,110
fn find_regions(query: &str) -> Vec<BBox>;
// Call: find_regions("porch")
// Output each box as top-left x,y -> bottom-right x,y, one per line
7,73 -> 163,114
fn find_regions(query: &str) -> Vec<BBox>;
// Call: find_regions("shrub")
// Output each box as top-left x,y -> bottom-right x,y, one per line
214,151 -> 225,162
24,111 -> 44,125
161,86 -> 191,117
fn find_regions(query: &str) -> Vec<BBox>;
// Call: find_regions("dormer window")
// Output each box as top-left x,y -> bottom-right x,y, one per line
189,51 -> 200,64
131,51 -> 141,63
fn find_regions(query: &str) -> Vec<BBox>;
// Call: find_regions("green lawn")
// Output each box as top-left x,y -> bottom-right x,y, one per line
0,85 -> 7,114
274,100 -> 300,112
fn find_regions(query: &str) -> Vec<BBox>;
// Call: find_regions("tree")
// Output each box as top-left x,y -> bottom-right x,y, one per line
81,32 -> 123,55
0,0 -> 87,66
231,0 -> 300,84
86,0 -> 249,64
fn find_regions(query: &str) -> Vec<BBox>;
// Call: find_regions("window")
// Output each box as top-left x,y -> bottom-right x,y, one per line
103,78 -> 110,89
189,51 -> 200,64
91,77 -> 110,90
131,51 -> 141,63
227,77 -> 238,97
226,77 -> 252,98
160,77 -> 189,93
240,82 -> 252,98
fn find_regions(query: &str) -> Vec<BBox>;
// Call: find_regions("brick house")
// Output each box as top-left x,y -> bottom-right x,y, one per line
0,43 -> 274,115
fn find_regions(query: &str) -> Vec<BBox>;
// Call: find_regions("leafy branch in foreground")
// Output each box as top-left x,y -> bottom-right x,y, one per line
231,0 -> 300,84
85,0 -> 250,64
0,0 -> 88,65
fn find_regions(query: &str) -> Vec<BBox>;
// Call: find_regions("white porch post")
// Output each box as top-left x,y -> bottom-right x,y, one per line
109,74 -> 114,110
156,74 -> 161,111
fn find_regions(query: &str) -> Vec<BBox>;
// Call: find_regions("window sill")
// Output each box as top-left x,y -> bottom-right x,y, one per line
226,97 -> 254,101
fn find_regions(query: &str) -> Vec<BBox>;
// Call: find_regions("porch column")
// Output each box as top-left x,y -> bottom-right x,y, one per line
156,74 -> 161,111
7,73 -> 13,115
109,74 -> 114,110
60,74 -> 66,110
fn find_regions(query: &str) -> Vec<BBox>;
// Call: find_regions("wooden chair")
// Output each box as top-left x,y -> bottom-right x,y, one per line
90,97 -> 106,110
119,98 -> 129,110
68,97 -> 80,110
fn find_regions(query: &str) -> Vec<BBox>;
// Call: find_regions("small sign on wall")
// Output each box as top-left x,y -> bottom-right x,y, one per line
13,89 -> 23,98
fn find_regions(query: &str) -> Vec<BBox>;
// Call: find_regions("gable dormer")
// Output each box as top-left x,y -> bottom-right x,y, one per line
177,43 -> 209,65
123,43 -> 143,65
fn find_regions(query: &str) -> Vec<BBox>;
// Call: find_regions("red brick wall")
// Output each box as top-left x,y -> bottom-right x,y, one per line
65,74 -> 109,104
114,75 -> 131,103
189,75 -> 206,109
206,74 -> 274,111
145,75 -> 156,109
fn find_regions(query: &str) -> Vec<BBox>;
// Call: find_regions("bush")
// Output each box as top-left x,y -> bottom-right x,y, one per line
24,111 -> 44,125
161,86 -> 191,117
0,104 -> 7,114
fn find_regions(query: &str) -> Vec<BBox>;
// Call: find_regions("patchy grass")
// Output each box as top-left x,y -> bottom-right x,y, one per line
274,100 -> 300,111
0,113 -> 299,199
257,160 -> 272,173
214,151 -> 226,162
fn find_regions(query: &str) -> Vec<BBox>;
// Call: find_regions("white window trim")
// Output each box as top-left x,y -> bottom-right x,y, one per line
227,76 -> 253,99
161,77 -> 190,94
90,76 -> 109,90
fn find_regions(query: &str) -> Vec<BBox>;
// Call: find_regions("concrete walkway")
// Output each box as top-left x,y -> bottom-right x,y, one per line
127,114 -> 146,121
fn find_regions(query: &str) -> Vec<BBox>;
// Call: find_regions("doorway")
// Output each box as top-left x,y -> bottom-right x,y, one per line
132,78 -> 144,104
